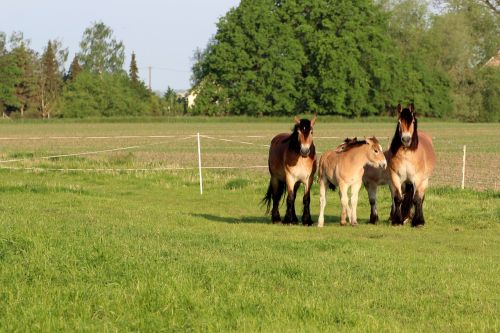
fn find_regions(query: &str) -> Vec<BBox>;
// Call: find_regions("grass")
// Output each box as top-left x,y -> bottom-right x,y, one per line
0,119 -> 499,331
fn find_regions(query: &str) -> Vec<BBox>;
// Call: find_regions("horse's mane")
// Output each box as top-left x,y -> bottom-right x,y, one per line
336,137 -> 377,153
390,108 -> 419,154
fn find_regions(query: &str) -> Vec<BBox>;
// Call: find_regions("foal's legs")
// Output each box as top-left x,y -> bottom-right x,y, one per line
350,181 -> 362,226
339,183 -> 350,226
318,175 -> 327,227
366,182 -> 379,224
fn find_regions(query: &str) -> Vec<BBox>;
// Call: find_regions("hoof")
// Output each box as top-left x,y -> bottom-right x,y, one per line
413,224 -> 425,229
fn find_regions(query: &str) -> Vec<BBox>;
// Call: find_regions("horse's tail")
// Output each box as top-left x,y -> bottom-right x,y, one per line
401,182 -> 414,221
262,180 -> 285,214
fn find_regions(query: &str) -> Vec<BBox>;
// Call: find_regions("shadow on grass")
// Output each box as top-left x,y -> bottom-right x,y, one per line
192,213 -> 269,224
193,213 -> 348,226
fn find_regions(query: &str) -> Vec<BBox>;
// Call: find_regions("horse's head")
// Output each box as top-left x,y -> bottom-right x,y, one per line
397,103 -> 417,148
365,136 -> 387,169
293,116 -> 316,157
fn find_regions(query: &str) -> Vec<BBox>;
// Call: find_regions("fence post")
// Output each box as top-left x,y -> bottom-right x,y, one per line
197,133 -> 203,195
461,145 -> 466,190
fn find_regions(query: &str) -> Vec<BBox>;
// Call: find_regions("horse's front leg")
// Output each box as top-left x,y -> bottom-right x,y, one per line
412,178 -> 428,227
291,182 -> 300,224
301,176 -> 314,226
339,183 -> 350,226
390,174 -> 404,225
350,181 -> 362,226
283,177 -> 297,224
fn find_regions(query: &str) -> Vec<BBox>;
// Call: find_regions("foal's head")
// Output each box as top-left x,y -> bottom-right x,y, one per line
365,137 -> 387,169
396,103 -> 418,149
293,116 -> 316,157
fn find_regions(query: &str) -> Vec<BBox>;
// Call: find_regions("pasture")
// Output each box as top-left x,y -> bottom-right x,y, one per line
0,119 -> 499,331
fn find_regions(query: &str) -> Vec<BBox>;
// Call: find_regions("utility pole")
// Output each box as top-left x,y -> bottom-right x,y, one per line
148,66 -> 152,90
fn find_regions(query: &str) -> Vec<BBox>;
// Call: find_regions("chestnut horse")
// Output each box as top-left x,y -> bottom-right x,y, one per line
317,137 -> 387,227
388,103 -> 436,227
262,116 -> 317,225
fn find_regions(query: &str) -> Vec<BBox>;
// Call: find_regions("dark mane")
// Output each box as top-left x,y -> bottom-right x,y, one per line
390,107 -> 419,154
337,137 -> 368,153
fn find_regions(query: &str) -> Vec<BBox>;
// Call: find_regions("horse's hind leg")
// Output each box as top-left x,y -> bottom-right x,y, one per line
366,183 -> 379,224
271,178 -> 284,223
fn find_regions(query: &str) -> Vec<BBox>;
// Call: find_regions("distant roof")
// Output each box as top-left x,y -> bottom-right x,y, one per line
484,50 -> 500,67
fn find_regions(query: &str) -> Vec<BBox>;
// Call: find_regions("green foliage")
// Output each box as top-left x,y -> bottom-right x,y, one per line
0,52 -> 22,113
78,21 -> 125,74
162,87 -> 185,115
192,0 -> 452,117
39,41 -> 63,118
66,55 -> 82,82
58,72 -> 155,117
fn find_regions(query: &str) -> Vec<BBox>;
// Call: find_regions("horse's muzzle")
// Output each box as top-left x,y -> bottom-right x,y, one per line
401,134 -> 411,147
300,147 -> 311,157
379,161 -> 387,169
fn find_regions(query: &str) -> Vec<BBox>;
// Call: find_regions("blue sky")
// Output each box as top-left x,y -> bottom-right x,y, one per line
1,0 -> 240,91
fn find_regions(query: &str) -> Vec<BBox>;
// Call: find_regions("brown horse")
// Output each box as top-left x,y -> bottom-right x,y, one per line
362,151 -> 391,224
262,116 -> 317,225
388,103 -> 436,227
318,137 -> 387,227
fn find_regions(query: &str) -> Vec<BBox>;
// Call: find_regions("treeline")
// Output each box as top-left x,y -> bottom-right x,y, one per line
1,1 -> 499,121
0,22 -> 185,119
191,0 -> 500,121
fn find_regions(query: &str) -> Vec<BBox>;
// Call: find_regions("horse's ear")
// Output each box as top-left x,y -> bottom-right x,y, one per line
310,115 -> 317,127
409,103 -> 415,114
294,116 -> 300,125
397,104 -> 402,114
364,136 -> 372,145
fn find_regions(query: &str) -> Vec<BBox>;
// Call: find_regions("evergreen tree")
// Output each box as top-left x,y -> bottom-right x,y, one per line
0,52 -> 22,116
129,52 -> 139,84
38,41 -> 62,118
11,43 -> 38,117
67,55 -> 82,81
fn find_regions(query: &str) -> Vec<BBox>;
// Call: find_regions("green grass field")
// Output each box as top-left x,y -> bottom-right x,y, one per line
0,119 -> 499,331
